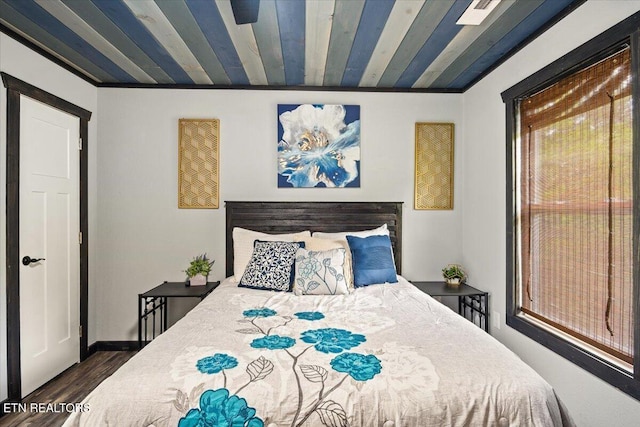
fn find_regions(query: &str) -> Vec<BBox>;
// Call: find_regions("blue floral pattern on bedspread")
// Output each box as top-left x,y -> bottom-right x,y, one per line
331,352 -> 382,381
178,388 -> 264,427
196,354 -> 238,374
175,308 -> 382,427
300,328 -> 366,353
242,308 -> 277,318
250,335 -> 296,350
294,311 -> 325,321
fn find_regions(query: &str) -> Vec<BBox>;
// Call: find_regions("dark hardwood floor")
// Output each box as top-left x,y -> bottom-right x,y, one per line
0,351 -> 136,427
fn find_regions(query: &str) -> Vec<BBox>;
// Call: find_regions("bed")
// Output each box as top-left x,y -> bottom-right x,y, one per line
64,201 -> 573,427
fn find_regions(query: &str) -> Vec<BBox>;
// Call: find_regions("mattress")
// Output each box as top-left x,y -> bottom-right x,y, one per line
63,276 -> 573,426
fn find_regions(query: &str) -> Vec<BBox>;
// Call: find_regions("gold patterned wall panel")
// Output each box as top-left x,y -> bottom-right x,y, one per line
415,122 -> 454,210
178,119 -> 219,209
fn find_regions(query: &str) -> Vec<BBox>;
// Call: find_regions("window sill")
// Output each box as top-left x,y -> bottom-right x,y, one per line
506,313 -> 639,400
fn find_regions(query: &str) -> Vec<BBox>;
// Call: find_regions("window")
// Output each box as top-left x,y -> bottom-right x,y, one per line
520,47 -> 632,365
502,13 -> 639,400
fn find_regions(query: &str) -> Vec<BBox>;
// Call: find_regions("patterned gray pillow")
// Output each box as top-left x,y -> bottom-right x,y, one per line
239,240 -> 304,291
293,247 -> 349,295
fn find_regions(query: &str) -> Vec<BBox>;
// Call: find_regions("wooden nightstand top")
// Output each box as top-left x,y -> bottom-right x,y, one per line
410,280 -> 487,297
140,281 -> 220,299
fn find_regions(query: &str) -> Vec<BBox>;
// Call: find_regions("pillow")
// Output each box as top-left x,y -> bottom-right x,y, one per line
295,237 -> 353,289
293,247 -> 349,295
346,234 -> 398,287
239,240 -> 304,291
311,225 -> 389,288
233,227 -> 311,281
312,223 -> 388,239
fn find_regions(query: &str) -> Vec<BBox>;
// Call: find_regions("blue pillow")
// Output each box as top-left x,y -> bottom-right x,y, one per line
346,234 -> 397,287
239,240 -> 305,291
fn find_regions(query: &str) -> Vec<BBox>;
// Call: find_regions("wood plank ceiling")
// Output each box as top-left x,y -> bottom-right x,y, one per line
0,0 -> 585,92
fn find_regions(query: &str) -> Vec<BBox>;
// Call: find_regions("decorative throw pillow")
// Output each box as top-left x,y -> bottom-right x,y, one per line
293,247 -> 349,295
311,225 -> 388,288
346,234 -> 398,287
295,237 -> 354,290
239,240 -> 304,291
232,227 -> 311,282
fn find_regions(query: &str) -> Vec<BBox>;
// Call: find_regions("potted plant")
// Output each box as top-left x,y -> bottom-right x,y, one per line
442,264 -> 466,286
185,253 -> 214,286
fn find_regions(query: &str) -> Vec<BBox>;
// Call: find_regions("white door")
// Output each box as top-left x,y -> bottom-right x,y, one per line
19,95 -> 80,397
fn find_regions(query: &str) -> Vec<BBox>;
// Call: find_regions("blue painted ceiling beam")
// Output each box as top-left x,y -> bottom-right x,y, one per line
341,0 -> 395,87
6,0 -> 135,83
448,0 -> 577,89
394,0 -> 471,88
276,0 -> 305,86
185,0 -> 250,85
91,0 -> 193,84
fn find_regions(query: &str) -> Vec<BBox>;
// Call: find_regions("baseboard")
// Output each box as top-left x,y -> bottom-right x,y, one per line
88,341 -> 139,354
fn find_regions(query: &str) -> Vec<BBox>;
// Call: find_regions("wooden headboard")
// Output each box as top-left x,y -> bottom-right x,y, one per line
225,201 -> 403,277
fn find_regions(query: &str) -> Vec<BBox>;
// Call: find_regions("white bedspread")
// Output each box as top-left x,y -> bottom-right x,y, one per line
64,277 -> 573,427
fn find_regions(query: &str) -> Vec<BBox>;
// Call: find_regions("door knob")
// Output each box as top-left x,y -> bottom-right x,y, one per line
22,256 -> 45,266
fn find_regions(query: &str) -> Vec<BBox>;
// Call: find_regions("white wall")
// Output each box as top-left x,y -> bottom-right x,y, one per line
96,88 -> 463,340
461,1 -> 640,426
0,35 -> 99,401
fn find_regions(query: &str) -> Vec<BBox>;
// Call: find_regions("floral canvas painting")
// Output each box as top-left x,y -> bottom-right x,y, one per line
277,104 -> 361,188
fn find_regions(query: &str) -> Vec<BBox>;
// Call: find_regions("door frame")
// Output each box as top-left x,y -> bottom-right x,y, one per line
2,73 -> 91,400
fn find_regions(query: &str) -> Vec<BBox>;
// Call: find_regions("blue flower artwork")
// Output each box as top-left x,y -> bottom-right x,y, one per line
178,388 -> 264,427
277,104 -> 361,188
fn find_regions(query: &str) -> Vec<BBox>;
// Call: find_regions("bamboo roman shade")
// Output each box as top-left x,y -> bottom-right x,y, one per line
518,47 -> 633,365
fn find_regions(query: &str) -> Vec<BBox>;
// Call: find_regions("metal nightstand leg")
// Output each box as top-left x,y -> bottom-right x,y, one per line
459,294 -> 489,332
138,296 -> 168,349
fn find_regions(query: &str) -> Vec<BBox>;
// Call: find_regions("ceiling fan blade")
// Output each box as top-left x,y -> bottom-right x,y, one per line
230,0 -> 260,25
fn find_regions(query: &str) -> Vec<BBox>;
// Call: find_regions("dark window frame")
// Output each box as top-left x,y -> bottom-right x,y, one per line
501,12 -> 640,400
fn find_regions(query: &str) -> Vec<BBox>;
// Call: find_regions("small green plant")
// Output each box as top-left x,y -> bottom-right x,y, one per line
185,253 -> 214,278
442,264 -> 466,282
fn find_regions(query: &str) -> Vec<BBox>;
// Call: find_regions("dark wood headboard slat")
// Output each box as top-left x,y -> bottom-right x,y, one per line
225,201 -> 403,278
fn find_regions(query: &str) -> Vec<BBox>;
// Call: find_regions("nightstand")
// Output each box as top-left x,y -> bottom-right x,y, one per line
411,281 -> 489,332
138,281 -> 220,349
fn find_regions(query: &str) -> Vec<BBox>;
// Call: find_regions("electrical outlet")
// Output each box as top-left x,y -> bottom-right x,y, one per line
492,311 -> 501,330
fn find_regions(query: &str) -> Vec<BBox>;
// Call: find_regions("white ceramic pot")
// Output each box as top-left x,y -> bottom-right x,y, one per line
190,274 -> 207,286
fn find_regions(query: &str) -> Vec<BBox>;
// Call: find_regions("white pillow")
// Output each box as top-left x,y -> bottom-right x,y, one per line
312,223 -> 389,239
293,247 -> 349,295
296,236 -> 353,289
232,227 -> 311,282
